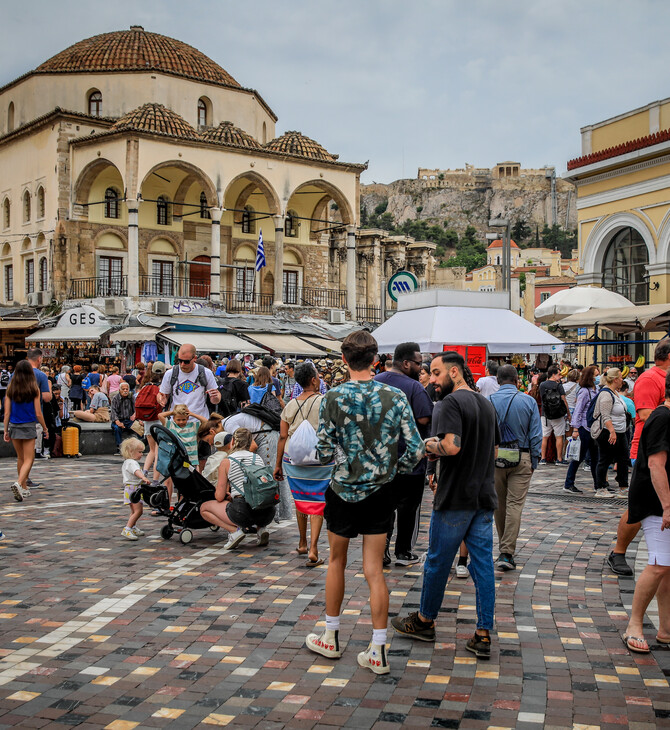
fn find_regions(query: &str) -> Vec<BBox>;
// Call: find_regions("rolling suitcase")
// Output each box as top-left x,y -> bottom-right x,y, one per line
62,426 -> 80,457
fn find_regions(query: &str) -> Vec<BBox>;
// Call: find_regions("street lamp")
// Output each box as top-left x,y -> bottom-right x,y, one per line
489,217 -> 511,308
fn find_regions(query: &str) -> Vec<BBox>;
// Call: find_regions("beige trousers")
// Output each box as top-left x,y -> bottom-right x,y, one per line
494,451 -> 533,556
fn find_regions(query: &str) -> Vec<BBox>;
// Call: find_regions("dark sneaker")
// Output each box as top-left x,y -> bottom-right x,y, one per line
395,551 -> 421,566
607,551 -> 633,577
391,611 -> 435,642
466,632 -> 491,659
26,478 -> 39,488
496,554 -> 516,571
563,485 -> 583,494
383,546 -> 391,567
558,460 -> 570,466
539,459 -> 547,465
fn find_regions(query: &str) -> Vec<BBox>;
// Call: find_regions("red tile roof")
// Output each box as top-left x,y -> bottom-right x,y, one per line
487,238 -> 519,249
201,121 -> 260,149
264,131 -> 336,162
567,127 -> 670,170
111,103 -> 199,140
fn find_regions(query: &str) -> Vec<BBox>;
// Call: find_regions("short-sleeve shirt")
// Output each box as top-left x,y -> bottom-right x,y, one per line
90,392 -> 109,409
628,406 -> 670,523
159,365 -> 218,420
33,367 -> 50,403
122,459 -> 142,487
631,366 -> 668,459
281,394 -> 324,452
107,374 -> 122,393
165,419 -> 199,463
434,389 -> 500,512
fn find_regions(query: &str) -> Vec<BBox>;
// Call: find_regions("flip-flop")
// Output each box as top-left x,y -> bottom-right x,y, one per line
623,634 -> 650,653
305,558 -> 324,568
296,547 -> 308,555
656,635 -> 670,645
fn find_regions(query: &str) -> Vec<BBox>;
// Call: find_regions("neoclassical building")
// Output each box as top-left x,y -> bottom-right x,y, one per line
0,26 -> 401,319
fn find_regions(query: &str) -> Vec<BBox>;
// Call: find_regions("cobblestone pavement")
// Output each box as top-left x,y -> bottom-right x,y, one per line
1,456 -> 670,729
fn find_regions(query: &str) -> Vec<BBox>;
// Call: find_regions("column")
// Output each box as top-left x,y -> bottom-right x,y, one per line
346,225 -> 356,318
273,215 -> 284,307
126,199 -> 139,298
209,207 -> 222,305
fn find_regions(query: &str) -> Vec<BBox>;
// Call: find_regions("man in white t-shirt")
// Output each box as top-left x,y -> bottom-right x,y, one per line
158,344 -> 221,419
476,361 -> 500,398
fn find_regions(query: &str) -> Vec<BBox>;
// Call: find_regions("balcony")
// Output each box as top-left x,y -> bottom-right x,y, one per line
69,276 -> 127,298
139,276 -> 209,300
221,291 -> 273,314
283,286 -> 347,309
356,305 -> 381,324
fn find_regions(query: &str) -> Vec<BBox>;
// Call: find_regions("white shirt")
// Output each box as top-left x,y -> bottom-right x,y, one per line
122,459 -> 142,486
563,381 -> 580,411
610,394 -> 628,433
477,375 -> 500,398
203,450 -> 227,485
159,365 -> 218,419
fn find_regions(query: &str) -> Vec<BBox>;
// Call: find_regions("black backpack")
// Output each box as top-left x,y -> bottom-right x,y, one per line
166,364 -> 208,409
541,381 -> 566,420
260,386 -> 282,415
217,378 -> 238,418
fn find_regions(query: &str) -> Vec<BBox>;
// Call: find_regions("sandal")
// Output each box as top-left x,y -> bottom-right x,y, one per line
656,635 -> 670,645
305,557 -> 324,568
623,634 -> 650,653
296,547 -> 308,555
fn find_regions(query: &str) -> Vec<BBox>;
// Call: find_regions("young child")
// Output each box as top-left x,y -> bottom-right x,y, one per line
202,430 -> 233,485
157,404 -> 207,465
121,437 -> 150,541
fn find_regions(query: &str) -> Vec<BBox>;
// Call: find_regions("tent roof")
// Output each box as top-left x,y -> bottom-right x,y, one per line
373,305 -> 564,354
534,286 -> 633,324
555,303 -> 670,333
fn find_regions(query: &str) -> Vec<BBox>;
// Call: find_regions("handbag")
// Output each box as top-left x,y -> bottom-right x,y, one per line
494,393 -> 522,468
130,420 -> 145,437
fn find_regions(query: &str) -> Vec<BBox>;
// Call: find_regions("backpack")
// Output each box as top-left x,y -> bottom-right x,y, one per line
241,403 -> 281,431
586,388 -> 615,428
166,364 -> 208,408
228,454 -> 279,510
216,378 -> 238,418
81,375 -> 91,391
286,396 -> 320,465
0,370 -> 9,388
491,393 -> 522,468
135,384 -> 161,421
541,381 -> 566,420
260,386 -> 282,415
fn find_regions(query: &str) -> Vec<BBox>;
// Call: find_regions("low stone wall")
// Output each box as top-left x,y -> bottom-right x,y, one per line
0,422 -> 118,458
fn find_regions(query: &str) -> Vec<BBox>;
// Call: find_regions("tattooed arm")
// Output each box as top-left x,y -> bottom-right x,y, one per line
426,432 -> 461,457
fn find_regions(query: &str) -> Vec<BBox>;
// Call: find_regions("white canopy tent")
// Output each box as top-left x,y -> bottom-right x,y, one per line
373,289 -> 564,355
534,286 -> 633,324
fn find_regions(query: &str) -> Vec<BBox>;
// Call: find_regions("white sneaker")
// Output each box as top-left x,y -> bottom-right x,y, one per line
224,529 -> 246,550
305,629 -> 341,658
121,526 -> 138,541
130,526 -> 145,536
10,482 -> 24,502
456,563 -> 469,579
595,488 -> 613,498
23,488 -> 31,497
255,527 -> 270,546
357,642 -> 390,675
617,488 -> 629,498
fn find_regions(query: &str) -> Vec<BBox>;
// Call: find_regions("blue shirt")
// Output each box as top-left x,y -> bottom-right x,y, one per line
9,399 -> 36,424
489,384 -> 543,469
33,367 -> 50,402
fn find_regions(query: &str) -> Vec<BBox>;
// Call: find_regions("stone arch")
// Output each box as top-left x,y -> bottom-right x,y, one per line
141,161 -> 217,209
21,236 -> 32,251
283,247 -> 303,266
73,159 -> 125,206
654,210 -> 670,269
286,179 -> 353,225
582,212 -> 656,275
94,229 -> 127,250
2,197 -> 9,229
148,236 -> 180,256
233,243 -> 256,261
7,102 -> 14,132
224,171 -> 280,216
1,243 -> 11,257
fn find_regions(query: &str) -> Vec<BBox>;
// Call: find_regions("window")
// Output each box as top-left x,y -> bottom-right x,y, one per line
104,188 -> 119,219
262,122 -> 267,144
25,258 -> 34,295
236,266 -> 255,302
197,99 -> 207,127
285,211 -> 298,238
602,227 -> 649,305
156,195 -> 171,226
37,187 -> 45,219
283,270 -> 299,304
39,257 -> 47,291
200,191 -> 210,219
151,259 -> 174,296
5,265 -> 12,301
97,255 -> 124,296
7,102 -> 14,132
23,190 -> 30,223
540,292 -> 550,303
241,206 -> 254,234
88,91 -> 102,117
2,199 -> 8,229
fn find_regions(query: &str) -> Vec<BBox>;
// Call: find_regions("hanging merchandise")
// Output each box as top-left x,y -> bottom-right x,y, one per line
142,341 -> 158,363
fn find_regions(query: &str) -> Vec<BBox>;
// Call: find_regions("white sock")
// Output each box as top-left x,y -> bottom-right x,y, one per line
372,628 -> 387,646
325,614 -> 340,632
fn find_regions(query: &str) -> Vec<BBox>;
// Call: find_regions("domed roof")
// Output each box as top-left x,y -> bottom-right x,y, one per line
487,238 -> 519,250
264,131 -> 337,161
36,27 -> 241,88
201,121 -> 260,149
111,103 -> 199,140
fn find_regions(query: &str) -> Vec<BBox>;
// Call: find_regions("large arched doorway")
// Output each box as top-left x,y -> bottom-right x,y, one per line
602,227 -> 649,305
189,255 -> 210,299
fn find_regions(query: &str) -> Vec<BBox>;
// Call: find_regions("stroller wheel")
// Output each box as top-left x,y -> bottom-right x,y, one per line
149,492 -> 163,508
209,525 -> 220,532
130,490 -> 142,504
179,529 -> 193,545
160,525 -> 174,540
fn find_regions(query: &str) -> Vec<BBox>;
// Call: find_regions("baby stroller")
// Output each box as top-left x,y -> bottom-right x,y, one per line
143,424 -> 220,545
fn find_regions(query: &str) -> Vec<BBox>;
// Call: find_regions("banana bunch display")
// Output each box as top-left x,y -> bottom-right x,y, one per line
634,355 -> 645,369
560,365 -> 570,377
622,366 -> 629,378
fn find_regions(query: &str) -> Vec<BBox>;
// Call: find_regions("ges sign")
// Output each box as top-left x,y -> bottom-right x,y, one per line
59,305 -> 108,328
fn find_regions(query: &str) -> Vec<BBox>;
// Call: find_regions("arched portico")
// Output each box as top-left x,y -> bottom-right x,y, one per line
223,172 -> 281,217
73,159 -> 125,210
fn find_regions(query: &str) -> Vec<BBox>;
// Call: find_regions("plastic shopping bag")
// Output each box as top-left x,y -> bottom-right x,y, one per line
566,437 -> 581,462
287,419 -> 320,465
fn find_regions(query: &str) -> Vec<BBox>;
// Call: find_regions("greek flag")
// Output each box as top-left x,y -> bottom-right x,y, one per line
255,229 -> 266,272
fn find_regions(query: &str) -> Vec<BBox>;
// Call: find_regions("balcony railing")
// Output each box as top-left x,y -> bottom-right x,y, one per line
69,276 -> 127,299
284,286 -> 347,309
139,276 -> 210,300
221,290 -> 273,314
356,305 -> 381,324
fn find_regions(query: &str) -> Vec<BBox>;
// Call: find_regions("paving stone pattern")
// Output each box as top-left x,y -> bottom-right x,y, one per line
0,457 -> 669,728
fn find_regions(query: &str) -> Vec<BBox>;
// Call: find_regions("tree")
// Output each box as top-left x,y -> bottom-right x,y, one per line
541,224 -> 577,258
512,218 -> 532,246
443,225 -> 486,271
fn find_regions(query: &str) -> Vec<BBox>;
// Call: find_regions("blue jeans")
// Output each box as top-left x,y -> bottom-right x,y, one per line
419,508 -> 495,629
111,419 -> 134,447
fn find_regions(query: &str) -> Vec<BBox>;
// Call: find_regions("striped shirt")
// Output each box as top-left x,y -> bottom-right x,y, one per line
225,450 -> 257,496
166,419 -> 199,463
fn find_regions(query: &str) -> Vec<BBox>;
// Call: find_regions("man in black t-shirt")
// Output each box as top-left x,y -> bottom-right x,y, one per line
392,351 -> 499,659
538,366 -> 569,464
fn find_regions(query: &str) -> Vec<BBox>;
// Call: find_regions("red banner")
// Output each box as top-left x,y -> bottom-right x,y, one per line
442,345 -> 487,381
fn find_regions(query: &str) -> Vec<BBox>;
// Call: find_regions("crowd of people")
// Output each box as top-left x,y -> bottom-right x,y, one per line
3,336 -> 669,671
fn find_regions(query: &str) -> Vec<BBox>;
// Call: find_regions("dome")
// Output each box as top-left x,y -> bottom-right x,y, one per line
36,27 -> 241,89
201,121 -> 260,149
264,131 -> 337,162
111,103 -> 200,140
487,238 -> 519,249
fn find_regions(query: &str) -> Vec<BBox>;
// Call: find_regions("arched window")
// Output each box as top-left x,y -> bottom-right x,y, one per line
104,187 -> 120,219
197,99 -> 207,127
88,91 -> 102,117
285,210 -> 298,238
36,187 -> 45,219
603,227 -> 650,305
262,122 -> 267,144
156,195 -> 171,226
200,191 -> 210,219
25,258 -> 34,295
2,199 -> 9,229
23,190 -> 30,223
241,205 -> 255,234
5,264 -> 13,302
39,257 -> 47,291
7,102 -> 14,132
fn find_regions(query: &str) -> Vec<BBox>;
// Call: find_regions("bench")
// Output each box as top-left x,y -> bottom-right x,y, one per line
0,421 -> 120,457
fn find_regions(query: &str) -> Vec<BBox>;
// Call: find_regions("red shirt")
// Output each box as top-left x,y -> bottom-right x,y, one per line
630,366 -> 667,459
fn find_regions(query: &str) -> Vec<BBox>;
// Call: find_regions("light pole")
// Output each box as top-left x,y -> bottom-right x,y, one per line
489,217 -> 511,308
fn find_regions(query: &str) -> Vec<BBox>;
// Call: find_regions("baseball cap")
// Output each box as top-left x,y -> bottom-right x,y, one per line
152,361 -> 167,375
214,431 -> 232,449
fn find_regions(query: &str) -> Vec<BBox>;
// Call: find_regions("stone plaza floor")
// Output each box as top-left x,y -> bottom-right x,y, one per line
0,456 -> 669,729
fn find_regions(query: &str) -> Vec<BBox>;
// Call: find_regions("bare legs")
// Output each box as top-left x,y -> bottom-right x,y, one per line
200,499 -> 237,532
625,563 -> 670,650
615,510 -> 641,554
12,438 -> 35,488
127,501 -> 142,529
143,433 -> 158,480
296,510 -> 323,562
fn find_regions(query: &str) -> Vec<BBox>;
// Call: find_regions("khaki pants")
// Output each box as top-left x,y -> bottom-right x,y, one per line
494,451 -> 533,556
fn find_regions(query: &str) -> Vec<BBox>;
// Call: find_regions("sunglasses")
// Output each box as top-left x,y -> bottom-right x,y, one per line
177,357 -> 194,364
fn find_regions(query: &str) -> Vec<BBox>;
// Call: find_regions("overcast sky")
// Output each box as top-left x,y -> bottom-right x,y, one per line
1,0 -> 668,184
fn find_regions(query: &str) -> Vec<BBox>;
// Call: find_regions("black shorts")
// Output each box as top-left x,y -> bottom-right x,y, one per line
324,483 -> 395,539
226,495 -> 275,530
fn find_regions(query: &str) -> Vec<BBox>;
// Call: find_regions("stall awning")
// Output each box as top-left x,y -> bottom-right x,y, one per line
160,330 -> 267,354
0,319 -> 39,330
244,333 -> 327,356
109,326 -> 165,343
26,325 -> 112,342
555,304 -> 670,333
300,336 -> 342,353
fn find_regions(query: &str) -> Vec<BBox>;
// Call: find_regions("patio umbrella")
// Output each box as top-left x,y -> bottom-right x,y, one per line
534,286 -> 633,324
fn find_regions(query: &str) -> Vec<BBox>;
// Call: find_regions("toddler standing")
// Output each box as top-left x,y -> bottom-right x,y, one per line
121,437 -> 150,541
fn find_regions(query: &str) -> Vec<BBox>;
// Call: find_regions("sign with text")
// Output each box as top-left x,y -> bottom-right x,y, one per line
387,271 -> 418,302
442,344 -> 487,381
59,305 -> 109,328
